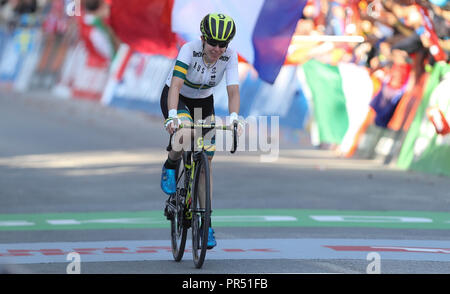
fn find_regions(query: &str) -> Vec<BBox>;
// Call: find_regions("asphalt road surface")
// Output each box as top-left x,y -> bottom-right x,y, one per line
1,91 -> 449,276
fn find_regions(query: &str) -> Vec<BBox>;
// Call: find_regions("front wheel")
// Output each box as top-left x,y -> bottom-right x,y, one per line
191,152 -> 211,269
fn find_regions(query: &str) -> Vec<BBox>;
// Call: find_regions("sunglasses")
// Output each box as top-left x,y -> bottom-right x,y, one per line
206,38 -> 229,48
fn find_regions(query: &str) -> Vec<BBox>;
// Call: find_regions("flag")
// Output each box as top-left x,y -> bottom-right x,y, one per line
302,59 -> 348,145
109,0 -> 178,58
171,0 -> 307,84
251,0 -> 307,83
77,14 -> 115,67
415,4 -> 447,62
301,59 -> 373,150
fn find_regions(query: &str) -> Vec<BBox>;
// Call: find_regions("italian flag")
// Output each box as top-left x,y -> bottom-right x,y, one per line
300,59 -> 373,155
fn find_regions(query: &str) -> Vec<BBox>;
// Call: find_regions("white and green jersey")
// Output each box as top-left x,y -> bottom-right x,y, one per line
166,39 -> 239,99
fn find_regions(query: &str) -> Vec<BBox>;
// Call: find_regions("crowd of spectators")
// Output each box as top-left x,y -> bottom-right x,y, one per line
0,0 -> 448,79
294,0 -> 449,91
0,0 -> 119,62
0,0 -> 38,28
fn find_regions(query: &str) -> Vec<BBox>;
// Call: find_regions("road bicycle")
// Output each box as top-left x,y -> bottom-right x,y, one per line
164,121 -> 238,268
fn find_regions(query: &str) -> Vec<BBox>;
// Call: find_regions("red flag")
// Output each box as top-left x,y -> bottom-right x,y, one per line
109,0 -> 178,58
416,4 -> 447,62
76,15 -> 110,68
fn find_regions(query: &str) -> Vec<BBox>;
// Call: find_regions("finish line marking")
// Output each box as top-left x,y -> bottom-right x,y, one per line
1,238 -> 450,264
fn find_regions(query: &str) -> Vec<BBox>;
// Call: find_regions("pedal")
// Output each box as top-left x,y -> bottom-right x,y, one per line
164,194 -> 176,220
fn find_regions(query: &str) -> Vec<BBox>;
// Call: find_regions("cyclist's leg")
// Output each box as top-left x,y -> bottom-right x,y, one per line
160,85 -> 193,157
170,107 -> 193,156
160,86 -> 193,194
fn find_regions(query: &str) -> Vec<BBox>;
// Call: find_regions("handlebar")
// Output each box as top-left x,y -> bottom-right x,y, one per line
166,122 -> 238,154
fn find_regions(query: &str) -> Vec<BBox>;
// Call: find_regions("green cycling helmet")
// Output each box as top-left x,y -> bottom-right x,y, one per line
200,13 -> 236,43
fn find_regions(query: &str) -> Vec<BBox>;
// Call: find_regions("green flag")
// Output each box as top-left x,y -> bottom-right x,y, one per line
303,59 -> 349,144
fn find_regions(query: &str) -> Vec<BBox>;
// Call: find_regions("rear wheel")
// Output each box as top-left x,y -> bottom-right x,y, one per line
170,157 -> 188,262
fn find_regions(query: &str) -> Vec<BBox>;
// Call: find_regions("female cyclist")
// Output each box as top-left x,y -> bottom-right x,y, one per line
160,13 -> 242,249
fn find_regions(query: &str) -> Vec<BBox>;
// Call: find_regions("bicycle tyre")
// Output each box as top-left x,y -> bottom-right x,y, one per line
170,156 -> 188,262
191,151 -> 211,269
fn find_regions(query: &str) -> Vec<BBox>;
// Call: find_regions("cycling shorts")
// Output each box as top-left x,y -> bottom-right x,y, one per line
160,85 -> 216,157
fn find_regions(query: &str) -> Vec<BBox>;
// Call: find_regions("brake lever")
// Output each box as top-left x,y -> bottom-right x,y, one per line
231,122 -> 238,154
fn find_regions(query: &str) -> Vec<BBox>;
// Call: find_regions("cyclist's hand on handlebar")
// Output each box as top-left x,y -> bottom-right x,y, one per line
229,112 -> 245,137
165,109 -> 180,135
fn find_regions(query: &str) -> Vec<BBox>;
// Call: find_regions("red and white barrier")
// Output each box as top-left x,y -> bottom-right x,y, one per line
52,42 -> 110,100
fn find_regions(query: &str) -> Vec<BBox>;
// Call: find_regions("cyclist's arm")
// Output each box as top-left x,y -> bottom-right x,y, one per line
226,84 -> 240,115
165,76 -> 184,134
168,76 -> 184,111
168,42 -> 192,112
225,48 -> 240,116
